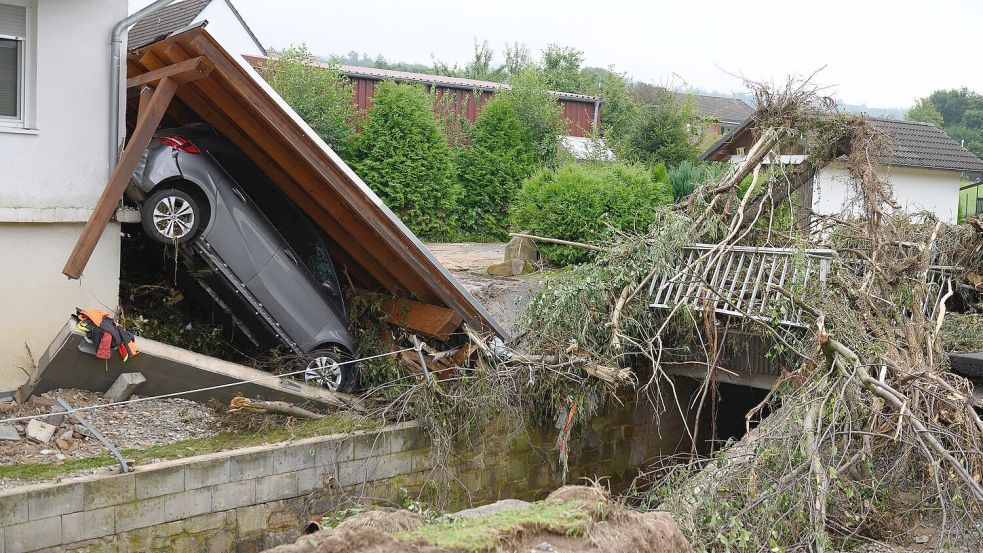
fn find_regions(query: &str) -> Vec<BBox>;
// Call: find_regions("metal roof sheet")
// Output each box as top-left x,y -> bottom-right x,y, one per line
333,63 -> 603,103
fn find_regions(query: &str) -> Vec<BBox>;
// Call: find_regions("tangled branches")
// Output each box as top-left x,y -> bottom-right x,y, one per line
523,76 -> 983,550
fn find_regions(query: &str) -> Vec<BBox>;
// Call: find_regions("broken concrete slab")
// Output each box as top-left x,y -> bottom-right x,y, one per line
104,372 -> 146,403
0,424 -> 20,441
18,321 -> 363,412
26,419 -> 57,444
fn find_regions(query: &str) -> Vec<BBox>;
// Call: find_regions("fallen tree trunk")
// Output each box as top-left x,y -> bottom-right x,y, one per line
228,397 -> 324,420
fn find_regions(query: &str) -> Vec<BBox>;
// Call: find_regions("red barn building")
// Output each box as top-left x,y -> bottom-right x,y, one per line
244,56 -> 603,138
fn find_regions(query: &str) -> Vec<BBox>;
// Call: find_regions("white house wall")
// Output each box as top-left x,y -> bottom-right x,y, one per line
192,1 -> 263,57
0,0 -> 126,389
812,163 -> 961,223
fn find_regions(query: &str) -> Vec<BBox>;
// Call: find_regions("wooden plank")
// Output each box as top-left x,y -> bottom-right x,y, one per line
137,85 -> 154,121
378,295 -> 464,340
125,56 -> 213,88
63,77 -> 178,279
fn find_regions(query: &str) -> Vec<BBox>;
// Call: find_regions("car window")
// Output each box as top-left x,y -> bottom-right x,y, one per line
275,213 -> 339,288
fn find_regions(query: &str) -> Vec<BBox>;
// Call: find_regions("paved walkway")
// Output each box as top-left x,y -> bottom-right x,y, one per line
425,242 -> 505,272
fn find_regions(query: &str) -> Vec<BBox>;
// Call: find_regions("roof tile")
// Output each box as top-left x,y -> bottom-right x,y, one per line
127,0 -> 211,51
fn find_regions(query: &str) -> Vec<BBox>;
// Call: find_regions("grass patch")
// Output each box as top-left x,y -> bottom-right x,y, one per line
396,500 -> 593,551
0,414 -> 371,482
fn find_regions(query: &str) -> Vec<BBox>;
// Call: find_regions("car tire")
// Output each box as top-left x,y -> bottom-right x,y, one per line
141,188 -> 202,245
301,348 -> 358,393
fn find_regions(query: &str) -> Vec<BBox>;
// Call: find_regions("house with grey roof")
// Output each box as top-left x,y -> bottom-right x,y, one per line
701,117 -> 983,223
127,0 -> 264,56
673,92 -> 753,146
688,94 -> 754,136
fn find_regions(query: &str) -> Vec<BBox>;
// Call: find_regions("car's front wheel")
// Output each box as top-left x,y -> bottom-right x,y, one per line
301,349 -> 358,393
141,188 -> 202,244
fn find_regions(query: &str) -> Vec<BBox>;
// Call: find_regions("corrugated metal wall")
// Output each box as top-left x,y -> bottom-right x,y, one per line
558,100 -> 596,136
348,76 -> 596,137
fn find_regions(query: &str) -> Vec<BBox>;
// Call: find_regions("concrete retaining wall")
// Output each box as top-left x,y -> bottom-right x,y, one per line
0,383 -> 697,552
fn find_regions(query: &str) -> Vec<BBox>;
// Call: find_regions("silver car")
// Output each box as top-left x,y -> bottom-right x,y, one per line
127,123 -> 358,391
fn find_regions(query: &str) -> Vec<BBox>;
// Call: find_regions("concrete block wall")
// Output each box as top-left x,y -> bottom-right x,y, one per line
0,383 -> 697,552
0,421 -> 430,553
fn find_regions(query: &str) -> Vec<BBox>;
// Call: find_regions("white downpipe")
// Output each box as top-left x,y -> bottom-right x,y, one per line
108,0 -> 176,168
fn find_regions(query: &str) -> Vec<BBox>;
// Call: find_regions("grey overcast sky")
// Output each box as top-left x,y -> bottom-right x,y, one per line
130,0 -> 983,109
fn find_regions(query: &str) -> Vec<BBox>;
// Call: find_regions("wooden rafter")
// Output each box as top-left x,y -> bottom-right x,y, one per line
125,56 -> 213,88
63,77 -> 178,279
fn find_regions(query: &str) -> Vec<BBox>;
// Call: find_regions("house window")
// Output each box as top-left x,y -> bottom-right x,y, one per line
0,2 -> 27,125
977,197 -> 983,216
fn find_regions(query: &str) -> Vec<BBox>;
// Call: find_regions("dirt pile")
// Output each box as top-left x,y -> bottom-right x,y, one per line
263,485 -> 691,553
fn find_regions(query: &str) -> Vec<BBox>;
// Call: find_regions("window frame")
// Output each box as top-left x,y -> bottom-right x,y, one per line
0,0 -> 34,132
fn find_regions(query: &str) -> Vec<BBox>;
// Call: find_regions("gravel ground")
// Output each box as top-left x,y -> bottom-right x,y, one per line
451,271 -> 542,335
0,388 -> 220,489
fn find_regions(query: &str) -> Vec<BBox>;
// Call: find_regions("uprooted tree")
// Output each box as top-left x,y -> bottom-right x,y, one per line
513,77 -> 983,551
335,76 -> 982,551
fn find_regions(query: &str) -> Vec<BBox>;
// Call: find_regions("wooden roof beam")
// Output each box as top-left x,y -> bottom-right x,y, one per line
63,77 -> 178,279
126,56 -> 213,89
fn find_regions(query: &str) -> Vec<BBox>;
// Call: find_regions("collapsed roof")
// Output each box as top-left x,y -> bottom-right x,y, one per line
71,25 -> 507,340
127,0 -> 266,54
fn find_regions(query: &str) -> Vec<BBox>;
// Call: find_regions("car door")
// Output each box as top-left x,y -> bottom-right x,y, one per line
244,248 -> 332,347
200,174 -> 281,282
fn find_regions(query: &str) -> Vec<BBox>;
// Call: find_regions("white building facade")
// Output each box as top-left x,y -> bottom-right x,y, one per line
813,163 -> 963,223
702,118 -> 983,225
0,0 -> 127,389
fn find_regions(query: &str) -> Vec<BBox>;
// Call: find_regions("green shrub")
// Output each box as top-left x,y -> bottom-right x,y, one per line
457,97 -> 535,238
667,160 -> 703,202
511,162 -> 672,265
651,161 -> 669,185
260,46 -> 358,161
354,81 -> 459,240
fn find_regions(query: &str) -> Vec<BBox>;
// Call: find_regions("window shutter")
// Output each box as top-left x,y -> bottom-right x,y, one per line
0,39 -> 18,117
0,4 -> 25,118
0,3 -> 26,37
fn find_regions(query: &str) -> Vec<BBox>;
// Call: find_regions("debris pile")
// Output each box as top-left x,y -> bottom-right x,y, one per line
511,77 -> 983,551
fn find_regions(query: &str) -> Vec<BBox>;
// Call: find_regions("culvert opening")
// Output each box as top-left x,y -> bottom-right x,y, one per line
690,381 -> 771,454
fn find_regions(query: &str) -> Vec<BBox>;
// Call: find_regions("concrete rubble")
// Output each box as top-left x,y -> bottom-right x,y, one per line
104,372 -> 146,403
25,419 -> 57,444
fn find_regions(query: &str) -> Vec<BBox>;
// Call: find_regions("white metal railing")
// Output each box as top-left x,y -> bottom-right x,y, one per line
648,244 -> 955,328
649,244 -> 834,327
